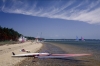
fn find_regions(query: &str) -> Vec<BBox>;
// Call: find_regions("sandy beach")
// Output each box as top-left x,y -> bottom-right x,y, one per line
0,41 -> 43,66
1,41 -> 100,66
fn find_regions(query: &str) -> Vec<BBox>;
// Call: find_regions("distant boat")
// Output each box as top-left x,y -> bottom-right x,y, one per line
81,36 -> 85,41
75,36 -> 79,41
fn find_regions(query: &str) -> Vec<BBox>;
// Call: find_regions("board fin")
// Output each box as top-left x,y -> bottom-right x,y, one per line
12,52 -> 15,55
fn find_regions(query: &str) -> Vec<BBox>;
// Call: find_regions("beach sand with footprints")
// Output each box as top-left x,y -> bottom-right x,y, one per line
0,41 -> 43,66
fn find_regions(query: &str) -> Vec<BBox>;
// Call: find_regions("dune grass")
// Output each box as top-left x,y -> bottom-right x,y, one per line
0,41 -> 18,46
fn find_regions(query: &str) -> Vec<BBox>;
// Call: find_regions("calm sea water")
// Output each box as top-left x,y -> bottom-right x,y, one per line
45,40 -> 100,61
46,40 -> 100,51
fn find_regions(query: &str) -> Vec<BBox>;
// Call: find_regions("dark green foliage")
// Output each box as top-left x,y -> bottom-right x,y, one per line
0,26 -> 22,41
25,36 -> 35,40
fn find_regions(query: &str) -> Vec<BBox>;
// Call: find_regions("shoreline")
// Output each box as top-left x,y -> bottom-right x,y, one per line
16,42 -> 100,66
2,41 -> 99,66
50,42 -> 100,66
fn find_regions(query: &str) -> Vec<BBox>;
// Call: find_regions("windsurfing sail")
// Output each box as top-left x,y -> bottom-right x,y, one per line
81,36 -> 85,41
76,36 -> 79,41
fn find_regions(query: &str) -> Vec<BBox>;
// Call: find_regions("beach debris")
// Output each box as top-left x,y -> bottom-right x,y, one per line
20,49 -> 30,53
8,48 -> 11,49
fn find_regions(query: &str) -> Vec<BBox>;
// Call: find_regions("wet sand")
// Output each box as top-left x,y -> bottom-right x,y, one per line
51,42 -> 100,66
15,42 -> 100,66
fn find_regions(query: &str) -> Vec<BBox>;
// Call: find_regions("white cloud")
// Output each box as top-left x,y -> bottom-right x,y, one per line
2,0 -> 6,3
1,0 -> 100,24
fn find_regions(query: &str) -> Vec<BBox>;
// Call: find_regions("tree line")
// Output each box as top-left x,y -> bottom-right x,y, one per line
0,26 -> 22,41
0,26 -> 44,41
25,36 -> 35,40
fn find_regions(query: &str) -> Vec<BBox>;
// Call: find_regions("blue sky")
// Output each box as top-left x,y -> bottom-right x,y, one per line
0,0 -> 100,39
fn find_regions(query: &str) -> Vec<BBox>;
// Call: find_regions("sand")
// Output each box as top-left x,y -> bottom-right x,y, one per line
0,41 -> 43,66
1,41 -> 99,66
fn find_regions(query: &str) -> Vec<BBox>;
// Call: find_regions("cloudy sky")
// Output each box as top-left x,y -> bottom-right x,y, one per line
0,0 -> 100,39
